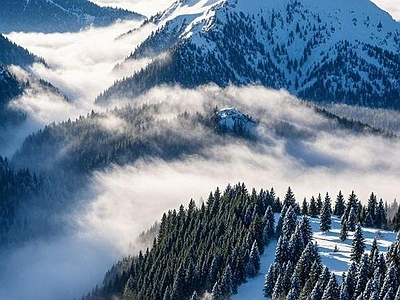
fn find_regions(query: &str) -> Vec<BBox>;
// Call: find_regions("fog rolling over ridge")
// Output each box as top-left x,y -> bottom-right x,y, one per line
0,0 -> 399,299
1,84 -> 400,300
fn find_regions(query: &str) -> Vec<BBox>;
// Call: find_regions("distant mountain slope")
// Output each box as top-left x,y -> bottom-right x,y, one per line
97,0 -> 400,109
0,0 -> 145,33
0,34 -> 47,127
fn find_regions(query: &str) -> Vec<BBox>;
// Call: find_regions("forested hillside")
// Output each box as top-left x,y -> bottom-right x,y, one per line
96,0 -> 400,109
0,0 -> 144,33
81,184 -> 400,300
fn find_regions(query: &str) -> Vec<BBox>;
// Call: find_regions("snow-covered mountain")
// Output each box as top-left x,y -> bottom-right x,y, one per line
0,0 -> 145,33
216,107 -> 257,135
97,0 -> 400,109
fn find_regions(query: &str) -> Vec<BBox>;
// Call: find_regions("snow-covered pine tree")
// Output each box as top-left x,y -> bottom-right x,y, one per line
221,264 -> 233,298
282,206 -> 298,239
283,187 -> 296,207
316,193 -> 323,215
299,216 -> 313,246
246,240 -> 260,277
301,198 -> 308,216
275,235 -> 289,265
379,264 -> 398,300
211,280 -> 223,300
350,224 -> 365,263
334,191 -> 345,217
189,291 -> 200,300
263,263 -> 277,298
286,275 -> 300,300
320,193 -> 332,232
339,221 -> 348,242
321,273 -> 340,300
309,196 -> 318,218
354,254 -> 370,297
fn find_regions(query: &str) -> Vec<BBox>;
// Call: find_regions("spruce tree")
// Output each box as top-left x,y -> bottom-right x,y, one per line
339,221 -> 348,242
316,193 -> 323,215
284,187 -> 296,207
301,198 -> 308,216
309,196 -> 318,218
286,275 -> 300,300
282,206 -> 298,239
375,199 -> 387,229
379,264 -> 398,300
189,291 -> 200,300
354,254 -> 370,297
272,273 -> 286,300
263,205 -> 275,238
321,273 -> 340,300
263,264 -> 276,298
211,281 -> 223,300
334,191 -> 345,217
221,264 -> 233,297
367,192 -> 377,224
320,193 -> 332,232
246,240 -> 260,277
299,216 -> 313,246
339,278 -> 350,300
350,224 -> 365,263
347,207 -> 358,231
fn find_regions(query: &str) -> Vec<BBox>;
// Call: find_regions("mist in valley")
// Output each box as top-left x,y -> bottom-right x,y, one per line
0,2 -> 400,299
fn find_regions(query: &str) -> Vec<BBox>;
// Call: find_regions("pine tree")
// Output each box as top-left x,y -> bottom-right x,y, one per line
339,222 -> 348,242
344,262 -> 357,299
293,243 -> 322,287
321,273 -> 340,300
316,194 -> 323,215
301,198 -> 308,216
299,216 -> 313,246
347,207 -> 358,231
289,224 -> 305,263
189,291 -> 200,300
369,239 -> 379,275
320,193 -> 332,232
309,196 -> 318,218
339,278 -> 350,300
275,235 -> 289,264
286,275 -> 300,300
211,281 -> 223,300
284,187 -> 296,207
246,240 -> 260,277
282,206 -> 298,239
334,191 -> 345,217
350,224 -> 365,263
171,265 -> 186,300
272,273 -> 286,300
382,287 -> 394,300
379,264 -> 398,300
263,263 -> 277,298
375,199 -> 387,229
221,264 -> 233,297
263,205 -> 275,238
354,254 -> 370,297
309,281 -> 323,300
362,278 -> 378,300
367,193 -> 377,225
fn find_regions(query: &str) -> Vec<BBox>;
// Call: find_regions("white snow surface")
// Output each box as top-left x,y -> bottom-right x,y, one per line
232,215 -> 396,299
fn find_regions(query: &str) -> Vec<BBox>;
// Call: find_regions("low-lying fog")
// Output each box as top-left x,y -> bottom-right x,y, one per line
1,1 -> 399,298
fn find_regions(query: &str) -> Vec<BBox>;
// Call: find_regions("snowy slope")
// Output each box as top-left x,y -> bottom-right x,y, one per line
98,0 -> 400,109
232,216 -> 396,299
0,0 -> 145,33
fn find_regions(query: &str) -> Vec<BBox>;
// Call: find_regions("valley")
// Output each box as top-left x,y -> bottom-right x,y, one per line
0,0 -> 399,299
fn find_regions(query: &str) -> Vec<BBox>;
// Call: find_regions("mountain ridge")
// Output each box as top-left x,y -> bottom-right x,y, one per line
0,0 -> 145,33
96,0 -> 400,109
